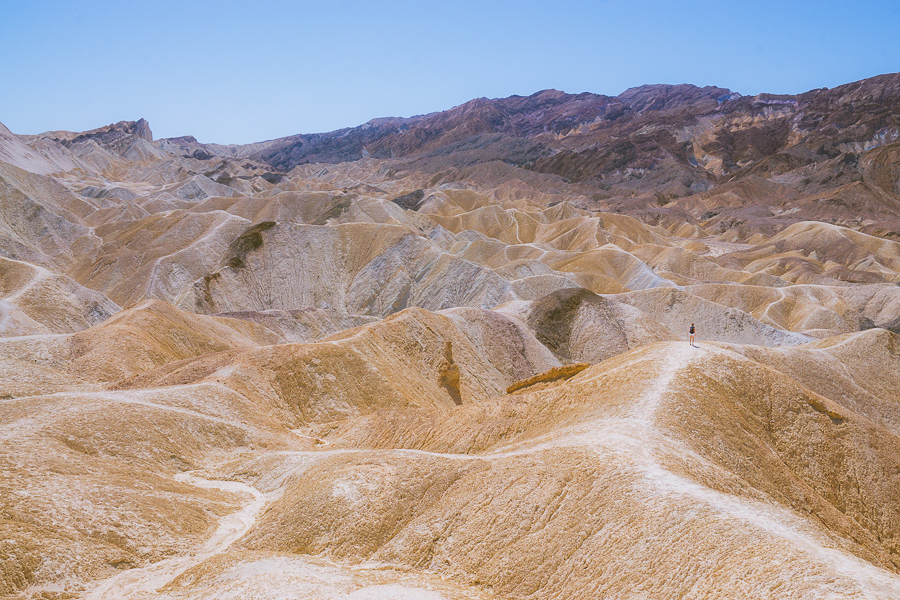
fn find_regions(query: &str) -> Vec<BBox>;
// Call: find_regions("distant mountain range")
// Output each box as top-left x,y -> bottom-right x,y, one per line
153,73 -> 900,196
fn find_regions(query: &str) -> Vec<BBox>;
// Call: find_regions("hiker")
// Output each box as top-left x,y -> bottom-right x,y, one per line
689,323 -> 695,346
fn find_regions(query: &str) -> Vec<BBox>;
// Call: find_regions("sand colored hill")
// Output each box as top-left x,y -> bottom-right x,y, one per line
0,300 -> 278,398
225,338 -> 900,599
504,288 -> 676,363
611,287 -> 813,346
7,317 -> 900,598
0,376 -> 298,598
4,74 -> 900,598
69,209 -> 254,307
685,282 -> 900,336
211,308 -> 378,343
0,162 -> 93,271
0,256 -> 119,337
114,305 -> 560,417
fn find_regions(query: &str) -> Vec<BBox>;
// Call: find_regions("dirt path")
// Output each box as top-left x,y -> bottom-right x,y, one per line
84,472 -> 266,600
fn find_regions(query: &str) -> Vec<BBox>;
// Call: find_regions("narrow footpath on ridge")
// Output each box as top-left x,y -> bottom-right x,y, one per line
85,472 -> 266,600
79,341 -> 900,598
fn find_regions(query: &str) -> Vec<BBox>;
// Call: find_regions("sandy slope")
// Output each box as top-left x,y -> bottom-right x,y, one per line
84,473 -> 266,600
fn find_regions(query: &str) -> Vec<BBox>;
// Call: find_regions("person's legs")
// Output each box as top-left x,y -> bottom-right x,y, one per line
689,333 -> 695,345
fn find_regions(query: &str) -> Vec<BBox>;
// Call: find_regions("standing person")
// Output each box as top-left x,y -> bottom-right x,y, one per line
689,323 -> 695,346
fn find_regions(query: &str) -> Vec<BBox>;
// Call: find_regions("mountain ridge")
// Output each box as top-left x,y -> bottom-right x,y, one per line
138,73 -> 900,221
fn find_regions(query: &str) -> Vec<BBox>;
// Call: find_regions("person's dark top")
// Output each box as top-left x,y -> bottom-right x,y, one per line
690,325 -> 695,334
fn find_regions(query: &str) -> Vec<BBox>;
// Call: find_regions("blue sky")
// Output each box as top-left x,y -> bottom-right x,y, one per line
1,0 -> 898,144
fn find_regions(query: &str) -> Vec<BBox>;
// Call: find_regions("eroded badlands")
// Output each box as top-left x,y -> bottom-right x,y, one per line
4,75 -> 900,599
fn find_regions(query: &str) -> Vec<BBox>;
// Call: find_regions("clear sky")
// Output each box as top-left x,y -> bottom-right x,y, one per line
1,0 -> 898,144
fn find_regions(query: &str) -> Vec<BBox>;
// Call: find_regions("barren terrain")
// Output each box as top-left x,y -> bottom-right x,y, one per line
3,73 -> 900,599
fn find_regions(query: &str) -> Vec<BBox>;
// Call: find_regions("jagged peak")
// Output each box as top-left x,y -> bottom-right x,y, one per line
104,118 -> 153,142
